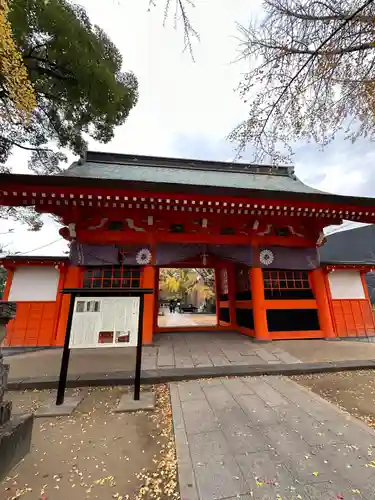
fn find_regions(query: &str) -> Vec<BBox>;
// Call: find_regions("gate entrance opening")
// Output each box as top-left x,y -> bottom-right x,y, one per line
157,268 -> 216,328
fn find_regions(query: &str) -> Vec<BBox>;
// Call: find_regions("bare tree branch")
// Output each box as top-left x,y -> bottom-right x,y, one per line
256,40 -> 373,55
230,0 -> 375,162
149,0 -> 199,58
267,0 -> 375,22
0,136 -> 53,153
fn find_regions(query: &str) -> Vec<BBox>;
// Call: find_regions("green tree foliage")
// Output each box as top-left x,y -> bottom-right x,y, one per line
0,0 -> 138,229
0,0 -> 138,173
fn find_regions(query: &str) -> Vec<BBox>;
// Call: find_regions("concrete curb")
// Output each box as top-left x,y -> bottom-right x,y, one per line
2,347 -> 56,357
7,358 -> 375,390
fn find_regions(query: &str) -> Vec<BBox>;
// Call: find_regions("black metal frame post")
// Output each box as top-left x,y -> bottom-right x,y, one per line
58,288 -> 153,406
134,295 -> 145,401
56,292 -> 76,406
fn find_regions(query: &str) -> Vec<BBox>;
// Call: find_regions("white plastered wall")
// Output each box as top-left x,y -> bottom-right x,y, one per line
8,266 -> 59,302
328,270 -> 365,300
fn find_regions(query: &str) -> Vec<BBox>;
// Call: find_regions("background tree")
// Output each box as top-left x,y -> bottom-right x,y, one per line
159,268 -> 198,301
230,0 -> 375,162
0,242 -> 7,298
0,266 -> 7,298
0,0 -> 138,228
159,268 -> 215,303
152,0 -> 375,162
193,268 -> 215,289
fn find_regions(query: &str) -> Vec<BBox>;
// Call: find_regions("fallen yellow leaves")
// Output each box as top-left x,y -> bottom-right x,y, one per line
94,475 -> 116,486
134,384 -> 179,500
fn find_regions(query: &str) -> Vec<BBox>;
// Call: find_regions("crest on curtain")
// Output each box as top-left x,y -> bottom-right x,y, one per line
69,242 -> 153,266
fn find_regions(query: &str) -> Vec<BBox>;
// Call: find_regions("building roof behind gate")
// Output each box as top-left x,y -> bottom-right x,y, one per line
320,224 -> 375,265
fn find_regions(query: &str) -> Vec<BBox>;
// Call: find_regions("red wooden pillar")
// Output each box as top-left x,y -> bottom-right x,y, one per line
153,267 -> 160,331
51,263 -> 68,346
55,266 -> 82,346
227,263 -> 237,328
214,268 -> 221,326
1,266 -> 14,346
142,266 -> 156,344
311,268 -> 335,338
250,267 -> 270,341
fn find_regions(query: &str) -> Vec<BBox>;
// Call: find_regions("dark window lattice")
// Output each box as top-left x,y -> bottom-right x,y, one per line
263,270 -> 314,300
83,266 -> 141,289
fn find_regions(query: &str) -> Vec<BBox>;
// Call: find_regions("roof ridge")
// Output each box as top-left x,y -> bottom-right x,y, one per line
82,151 -> 295,178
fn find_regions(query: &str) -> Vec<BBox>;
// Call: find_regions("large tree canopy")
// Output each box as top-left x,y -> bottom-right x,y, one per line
1,0 -> 138,174
230,0 -> 375,161
0,0 -> 138,229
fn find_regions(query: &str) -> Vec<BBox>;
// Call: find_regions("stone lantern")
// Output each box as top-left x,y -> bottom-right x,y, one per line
0,301 -> 33,481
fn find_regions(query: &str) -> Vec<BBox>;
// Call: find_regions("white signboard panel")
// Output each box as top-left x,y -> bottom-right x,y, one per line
69,296 -> 140,349
328,270 -> 366,300
9,266 -> 59,302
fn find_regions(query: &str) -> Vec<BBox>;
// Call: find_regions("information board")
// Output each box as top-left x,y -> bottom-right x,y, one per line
69,296 -> 140,349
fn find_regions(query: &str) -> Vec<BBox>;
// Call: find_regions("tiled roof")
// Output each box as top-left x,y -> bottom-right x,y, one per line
60,151 -> 325,196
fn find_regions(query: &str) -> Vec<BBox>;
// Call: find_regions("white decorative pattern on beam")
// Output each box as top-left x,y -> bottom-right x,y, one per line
4,190 -> 373,222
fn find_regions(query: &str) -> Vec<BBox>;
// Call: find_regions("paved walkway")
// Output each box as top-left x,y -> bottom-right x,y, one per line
149,332 -> 302,370
158,312 -> 217,328
6,333 -> 375,390
171,376 -> 375,499
5,333 -> 302,382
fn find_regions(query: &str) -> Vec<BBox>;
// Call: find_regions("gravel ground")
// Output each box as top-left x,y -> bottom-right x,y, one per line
1,385 -> 178,500
291,370 -> 375,429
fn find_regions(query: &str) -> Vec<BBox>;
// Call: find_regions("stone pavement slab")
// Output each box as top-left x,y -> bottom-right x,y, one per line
171,375 -> 375,500
181,398 -> 220,435
177,380 -> 205,401
221,377 -> 255,395
193,454 -> 248,500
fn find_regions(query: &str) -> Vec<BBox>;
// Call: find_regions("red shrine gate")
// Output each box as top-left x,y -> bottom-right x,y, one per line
1,249 -> 337,345
1,151 -> 375,346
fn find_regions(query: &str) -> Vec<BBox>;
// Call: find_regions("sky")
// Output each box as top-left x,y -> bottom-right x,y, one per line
0,0 -> 374,256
